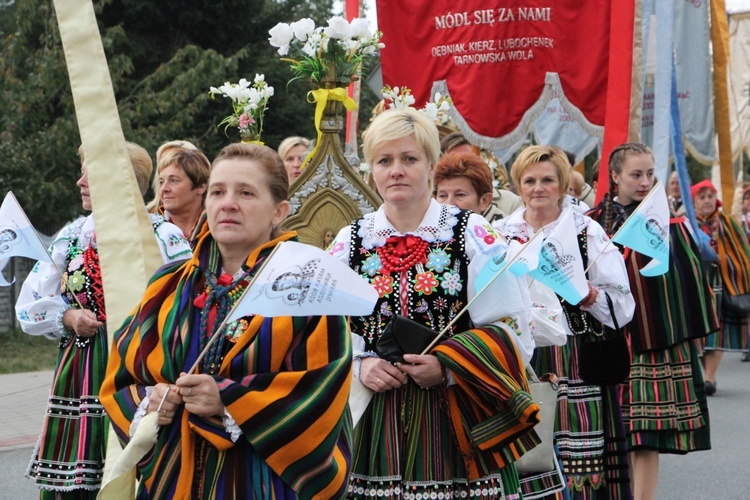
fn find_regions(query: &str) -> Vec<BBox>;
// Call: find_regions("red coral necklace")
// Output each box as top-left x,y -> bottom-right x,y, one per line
377,235 -> 429,274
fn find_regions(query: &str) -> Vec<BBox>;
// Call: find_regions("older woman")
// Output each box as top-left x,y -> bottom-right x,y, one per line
494,145 -> 635,499
692,179 -> 750,394
277,136 -> 310,183
150,144 -> 211,246
589,144 -> 716,499
15,142 -> 192,498
100,144 -> 352,499
330,108 -> 538,499
146,140 -> 199,212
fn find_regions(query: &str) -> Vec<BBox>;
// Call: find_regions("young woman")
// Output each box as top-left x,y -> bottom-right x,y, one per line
589,143 -> 716,500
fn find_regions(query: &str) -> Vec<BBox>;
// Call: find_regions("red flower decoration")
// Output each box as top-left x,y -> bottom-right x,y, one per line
484,235 -> 496,245
371,275 -> 395,297
414,271 -> 439,295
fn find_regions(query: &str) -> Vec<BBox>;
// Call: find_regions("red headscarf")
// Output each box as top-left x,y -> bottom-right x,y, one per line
690,179 -> 722,207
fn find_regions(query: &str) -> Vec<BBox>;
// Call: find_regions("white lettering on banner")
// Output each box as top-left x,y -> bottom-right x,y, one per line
435,11 -> 470,29
432,43 -> 467,56
433,6 -> 554,66
517,7 -> 551,22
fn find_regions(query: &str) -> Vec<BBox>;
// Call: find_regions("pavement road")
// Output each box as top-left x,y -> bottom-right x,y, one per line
0,355 -> 747,498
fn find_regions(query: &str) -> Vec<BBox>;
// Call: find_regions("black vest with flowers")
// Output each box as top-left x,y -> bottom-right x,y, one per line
348,209 -> 474,351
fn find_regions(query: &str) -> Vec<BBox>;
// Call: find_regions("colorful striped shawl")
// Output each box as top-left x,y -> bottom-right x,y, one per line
710,211 -> 750,296
589,201 -> 719,352
100,231 -> 353,499
432,326 -> 541,478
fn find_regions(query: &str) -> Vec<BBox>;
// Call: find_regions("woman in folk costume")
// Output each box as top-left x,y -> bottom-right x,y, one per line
100,144 -> 353,499
494,146 -> 635,499
148,141 -> 210,247
329,108 -> 540,499
691,179 -> 750,394
15,143 -> 192,498
588,144 -> 716,500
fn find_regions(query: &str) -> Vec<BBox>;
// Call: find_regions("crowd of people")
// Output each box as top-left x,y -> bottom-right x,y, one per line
13,103 -> 748,499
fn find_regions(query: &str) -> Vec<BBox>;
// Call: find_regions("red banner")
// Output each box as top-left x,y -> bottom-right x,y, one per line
377,1 -> 613,148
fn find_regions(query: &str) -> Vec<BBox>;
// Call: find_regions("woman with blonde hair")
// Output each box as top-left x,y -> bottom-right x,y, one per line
495,145 -> 635,499
16,142 -> 191,498
277,136 -> 310,183
330,108 -> 538,499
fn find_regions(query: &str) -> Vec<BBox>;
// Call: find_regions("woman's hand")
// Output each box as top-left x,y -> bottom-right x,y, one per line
63,309 -> 102,337
176,373 -> 225,418
580,281 -> 599,309
148,383 -> 183,426
398,354 -> 445,388
360,357 -> 409,392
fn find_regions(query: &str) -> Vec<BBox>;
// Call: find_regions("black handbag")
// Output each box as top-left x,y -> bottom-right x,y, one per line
579,294 -> 631,387
375,315 -> 439,363
722,291 -> 750,316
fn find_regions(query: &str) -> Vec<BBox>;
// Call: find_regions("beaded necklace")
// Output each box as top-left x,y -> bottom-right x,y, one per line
376,235 -> 429,274
195,270 -> 251,374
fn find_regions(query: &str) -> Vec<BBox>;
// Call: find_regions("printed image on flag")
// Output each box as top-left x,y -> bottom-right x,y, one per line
227,241 -> 378,321
475,236 -> 541,292
612,181 -> 670,276
527,210 -> 589,304
0,192 -> 52,286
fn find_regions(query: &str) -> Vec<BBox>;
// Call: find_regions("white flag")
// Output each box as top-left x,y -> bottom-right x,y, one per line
528,209 -> 589,304
227,241 -> 378,322
0,192 -> 52,286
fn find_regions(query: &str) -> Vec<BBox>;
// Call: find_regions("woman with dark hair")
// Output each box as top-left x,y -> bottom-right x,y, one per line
101,143 -> 353,499
691,179 -> 750,393
588,143 -> 716,499
495,145 -> 635,500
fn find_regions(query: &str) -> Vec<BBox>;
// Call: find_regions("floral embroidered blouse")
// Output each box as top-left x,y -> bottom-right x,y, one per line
16,213 -> 192,339
493,206 -> 635,333
330,199 -> 535,364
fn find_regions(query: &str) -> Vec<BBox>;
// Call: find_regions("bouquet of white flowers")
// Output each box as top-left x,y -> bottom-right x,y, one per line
381,85 -> 453,126
209,74 -> 274,143
269,16 -> 383,87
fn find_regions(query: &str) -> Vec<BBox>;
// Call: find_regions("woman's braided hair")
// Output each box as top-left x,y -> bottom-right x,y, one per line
603,143 -> 653,233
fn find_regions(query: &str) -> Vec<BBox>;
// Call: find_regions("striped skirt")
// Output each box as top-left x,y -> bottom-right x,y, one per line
530,336 -> 631,500
622,339 -> 711,453
349,381 -> 522,499
26,329 -> 108,497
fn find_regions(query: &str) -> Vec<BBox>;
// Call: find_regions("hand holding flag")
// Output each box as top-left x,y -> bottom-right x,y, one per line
527,210 -> 590,305
611,181 -> 670,276
0,192 -> 53,286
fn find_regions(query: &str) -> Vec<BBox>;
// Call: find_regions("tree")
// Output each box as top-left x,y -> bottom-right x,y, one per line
0,0 -> 335,232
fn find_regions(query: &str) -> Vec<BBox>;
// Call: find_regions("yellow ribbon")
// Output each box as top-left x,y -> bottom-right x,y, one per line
302,87 -> 357,169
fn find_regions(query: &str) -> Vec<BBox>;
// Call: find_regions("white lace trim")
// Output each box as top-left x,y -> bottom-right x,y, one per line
358,200 -> 461,250
496,207 -> 591,241
432,73 -> 604,150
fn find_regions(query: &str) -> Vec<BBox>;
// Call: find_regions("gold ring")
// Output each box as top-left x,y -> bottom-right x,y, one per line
376,377 -> 381,384
162,409 -> 167,417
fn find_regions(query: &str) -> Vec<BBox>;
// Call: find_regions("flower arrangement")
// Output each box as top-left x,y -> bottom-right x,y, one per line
209,74 -> 274,143
381,85 -> 453,126
268,16 -> 383,87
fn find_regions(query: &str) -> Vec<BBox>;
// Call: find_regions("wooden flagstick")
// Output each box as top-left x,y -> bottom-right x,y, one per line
156,244 -> 282,409
583,180 -> 663,274
419,229 -> 544,355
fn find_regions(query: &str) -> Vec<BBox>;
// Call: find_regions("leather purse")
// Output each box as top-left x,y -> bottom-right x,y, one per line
514,369 -> 559,474
722,291 -> 750,316
375,315 -> 439,363
579,294 -> 631,387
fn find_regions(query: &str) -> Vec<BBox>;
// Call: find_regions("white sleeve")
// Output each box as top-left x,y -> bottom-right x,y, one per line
14,225 -> 72,339
153,221 -> 193,263
328,224 -> 352,265
463,213 -> 535,365
581,221 -> 635,329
